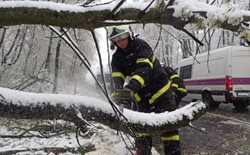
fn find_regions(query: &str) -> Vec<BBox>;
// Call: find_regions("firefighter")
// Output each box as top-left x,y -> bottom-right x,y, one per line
163,66 -> 187,107
108,25 -> 181,155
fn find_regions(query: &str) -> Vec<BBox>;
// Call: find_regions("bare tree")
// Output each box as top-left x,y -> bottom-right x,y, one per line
53,30 -> 62,93
45,31 -> 54,73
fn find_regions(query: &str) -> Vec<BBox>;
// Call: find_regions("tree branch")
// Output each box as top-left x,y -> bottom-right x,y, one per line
0,87 -> 207,136
0,147 -> 75,155
0,1 -> 249,34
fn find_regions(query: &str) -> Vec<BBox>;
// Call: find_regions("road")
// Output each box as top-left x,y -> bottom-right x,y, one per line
155,101 -> 250,155
180,101 -> 250,155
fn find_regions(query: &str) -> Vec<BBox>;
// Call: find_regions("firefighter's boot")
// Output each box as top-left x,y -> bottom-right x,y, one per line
134,136 -> 152,155
163,140 -> 181,155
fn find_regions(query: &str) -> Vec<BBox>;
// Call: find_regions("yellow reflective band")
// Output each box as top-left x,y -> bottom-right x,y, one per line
111,92 -> 119,97
133,93 -> 141,102
149,81 -> 171,104
170,74 -> 179,80
172,83 -> 178,88
135,132 -> 151,137
136,58 -> 153,69
152,55 -> 156,63
160,135 -> 180,141
112,72 -> 125,80
178,87 -> 187,93
131,75 -> 145,87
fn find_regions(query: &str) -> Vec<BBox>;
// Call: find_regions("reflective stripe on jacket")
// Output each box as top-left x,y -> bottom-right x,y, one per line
163,66 -> 187,95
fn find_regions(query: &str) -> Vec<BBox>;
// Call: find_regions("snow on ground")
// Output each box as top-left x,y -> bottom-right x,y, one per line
0,118 -> 160,155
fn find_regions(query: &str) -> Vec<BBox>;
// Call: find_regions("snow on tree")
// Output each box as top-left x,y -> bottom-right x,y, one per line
0,0 -> 249,39
0,86 -> 206,135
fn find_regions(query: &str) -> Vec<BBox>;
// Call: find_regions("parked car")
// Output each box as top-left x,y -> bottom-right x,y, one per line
177,46 -> 250,110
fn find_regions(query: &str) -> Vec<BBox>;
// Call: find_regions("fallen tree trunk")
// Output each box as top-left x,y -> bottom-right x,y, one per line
0,87 -> 206,136
0,1 -> 249,33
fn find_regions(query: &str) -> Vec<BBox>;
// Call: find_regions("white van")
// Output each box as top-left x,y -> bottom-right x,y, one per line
177,46 -> 250,110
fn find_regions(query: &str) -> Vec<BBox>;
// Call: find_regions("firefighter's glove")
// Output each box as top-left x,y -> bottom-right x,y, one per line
111,89 -> 132,105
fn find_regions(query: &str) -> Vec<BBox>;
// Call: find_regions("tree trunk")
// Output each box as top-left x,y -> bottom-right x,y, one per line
0,1 -> 248,32
45,31 -> 53,73
0,87 -> 207,136
53,33 -> 62,93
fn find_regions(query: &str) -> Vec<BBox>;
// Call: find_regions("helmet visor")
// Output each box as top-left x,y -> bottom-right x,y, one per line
111,32 -> 129,43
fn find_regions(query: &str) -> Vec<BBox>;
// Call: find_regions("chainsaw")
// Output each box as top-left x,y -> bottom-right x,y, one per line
111,89 -> 134,111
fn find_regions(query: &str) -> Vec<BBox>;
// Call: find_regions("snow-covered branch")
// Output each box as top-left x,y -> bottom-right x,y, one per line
0,87 -> 206,135
0,0 -> 250,37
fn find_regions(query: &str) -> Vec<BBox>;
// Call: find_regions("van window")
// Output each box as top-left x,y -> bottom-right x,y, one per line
180,65 -> 192,79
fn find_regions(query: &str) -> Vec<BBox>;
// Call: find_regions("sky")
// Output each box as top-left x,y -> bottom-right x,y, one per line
0,0 -> 249,154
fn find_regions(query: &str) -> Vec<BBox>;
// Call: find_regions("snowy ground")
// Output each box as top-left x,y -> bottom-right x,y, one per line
0,118 -> 160,155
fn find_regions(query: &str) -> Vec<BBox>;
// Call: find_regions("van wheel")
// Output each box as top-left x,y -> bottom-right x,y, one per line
233,101 -> 249,112
202,92 -> 219,110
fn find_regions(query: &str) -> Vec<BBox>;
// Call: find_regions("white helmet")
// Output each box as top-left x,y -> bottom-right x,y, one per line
107,25 -> 133,42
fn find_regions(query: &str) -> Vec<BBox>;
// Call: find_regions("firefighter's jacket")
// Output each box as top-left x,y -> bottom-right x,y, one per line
111,38 -> 172,106
163,66 -> 187,96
